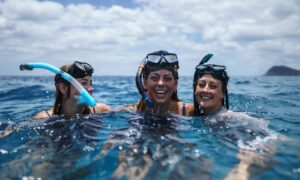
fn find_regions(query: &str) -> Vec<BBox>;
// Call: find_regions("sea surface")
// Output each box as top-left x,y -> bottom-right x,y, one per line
0,75 -> 299,179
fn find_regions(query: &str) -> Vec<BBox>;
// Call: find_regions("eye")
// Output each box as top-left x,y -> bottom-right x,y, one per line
150,76 -> 159,81
198,81 -> 206,88
80,81 -> 88,86
208,83 -> 218,89
78,79 -> 88,86
164,76 -> 173,82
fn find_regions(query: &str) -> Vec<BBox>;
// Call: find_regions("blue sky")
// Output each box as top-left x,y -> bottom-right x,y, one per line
1,0 -> 300,76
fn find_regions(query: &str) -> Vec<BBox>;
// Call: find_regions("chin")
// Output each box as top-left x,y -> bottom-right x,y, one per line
153,98 -> 168,104
199,102 -> 210,108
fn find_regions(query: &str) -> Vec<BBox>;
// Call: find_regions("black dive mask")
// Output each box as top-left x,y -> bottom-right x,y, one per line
68,61 -> 94,78
144,50 -> 179,69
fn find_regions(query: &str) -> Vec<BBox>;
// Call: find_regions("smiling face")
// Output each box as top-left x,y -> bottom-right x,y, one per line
195,74 -> 224,114
144,69 -> 178,105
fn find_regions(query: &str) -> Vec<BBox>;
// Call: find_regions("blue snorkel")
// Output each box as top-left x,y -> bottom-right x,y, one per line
20,63 -> 96,107
136,59 -> 154,109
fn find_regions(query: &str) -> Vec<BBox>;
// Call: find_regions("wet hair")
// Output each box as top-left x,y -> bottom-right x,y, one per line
193,71 -> 229,116
53,63 -> 93,115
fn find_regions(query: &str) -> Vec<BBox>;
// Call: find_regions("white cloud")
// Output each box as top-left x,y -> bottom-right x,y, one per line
0,0 -> 299,76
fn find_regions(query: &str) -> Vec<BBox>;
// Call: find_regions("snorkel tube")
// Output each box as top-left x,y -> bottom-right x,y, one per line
20,63 -> 96,107
193,54 -> 213,115
193,54 -> 214,89
135,59 -> 154,109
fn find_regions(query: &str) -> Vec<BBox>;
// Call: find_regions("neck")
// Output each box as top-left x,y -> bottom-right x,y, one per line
148,101 -> 172,115
200,105 -> 223,116
62,98 -> 86,116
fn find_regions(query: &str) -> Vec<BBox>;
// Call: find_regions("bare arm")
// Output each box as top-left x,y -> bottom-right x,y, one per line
33,109 -> 53,119
94,103 -> 112,112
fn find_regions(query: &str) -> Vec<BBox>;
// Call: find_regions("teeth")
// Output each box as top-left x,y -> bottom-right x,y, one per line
200,94 -> 211,100
155,90 -> 167,94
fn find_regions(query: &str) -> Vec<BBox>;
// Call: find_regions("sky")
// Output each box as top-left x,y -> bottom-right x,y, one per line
0,0 -> 299,76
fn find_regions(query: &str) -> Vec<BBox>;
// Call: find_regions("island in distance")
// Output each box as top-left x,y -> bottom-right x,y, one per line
265,65 -> 300,76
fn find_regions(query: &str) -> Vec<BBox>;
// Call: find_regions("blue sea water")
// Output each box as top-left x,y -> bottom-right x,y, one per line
0,75 -> 299,179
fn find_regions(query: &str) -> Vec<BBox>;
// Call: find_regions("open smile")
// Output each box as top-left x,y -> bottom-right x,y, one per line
199,93 -> 213,101
154,90 -> 168,98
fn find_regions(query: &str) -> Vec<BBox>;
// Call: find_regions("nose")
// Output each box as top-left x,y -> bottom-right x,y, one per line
157,78 -> 164,86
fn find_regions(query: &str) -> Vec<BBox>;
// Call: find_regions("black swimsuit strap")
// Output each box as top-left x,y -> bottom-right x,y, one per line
182,102 -> 186,116
45,110 -> 51,117
92,107 -> 96,113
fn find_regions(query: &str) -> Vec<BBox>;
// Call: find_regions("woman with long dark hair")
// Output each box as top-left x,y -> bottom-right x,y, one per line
34,61 -> 110,119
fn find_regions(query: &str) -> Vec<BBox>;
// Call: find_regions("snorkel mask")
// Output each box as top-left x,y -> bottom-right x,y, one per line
68,61 -> 94,78
144,50 -> 179,70
55,61 -> 94,85
20,62 -> 96,107
136,50 -> 179,109
193,54 -> 229,115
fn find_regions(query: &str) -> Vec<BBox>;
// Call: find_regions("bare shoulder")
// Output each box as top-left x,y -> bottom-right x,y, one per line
222,110 -> 268,126
116,103 -> 137,112
33,109 -> 53,119
94,103 -> 111,112
185,103 -> 194,116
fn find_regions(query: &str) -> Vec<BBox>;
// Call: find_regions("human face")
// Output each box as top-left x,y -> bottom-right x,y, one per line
144,69 -> 177,104
66,76 -> 93,108
195,74 -> 224,114
70,76 -> 94,96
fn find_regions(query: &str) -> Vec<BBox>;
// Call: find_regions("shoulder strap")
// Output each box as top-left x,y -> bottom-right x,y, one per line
182,102 -> 186,116
92,107 -> 96,113
45,110 -> 51,117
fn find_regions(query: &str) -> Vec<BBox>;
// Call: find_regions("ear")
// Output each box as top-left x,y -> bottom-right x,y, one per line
57,83 -> 68,95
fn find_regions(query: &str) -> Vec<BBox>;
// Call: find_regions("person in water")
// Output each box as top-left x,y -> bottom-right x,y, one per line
192,54 -> 229,116
124,50 -> 193,116
192,54 -> 278,179
34,61 -> 110,119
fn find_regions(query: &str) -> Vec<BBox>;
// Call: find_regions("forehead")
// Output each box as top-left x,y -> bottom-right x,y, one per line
198,74 -> 221,83
149,69 -> 173,76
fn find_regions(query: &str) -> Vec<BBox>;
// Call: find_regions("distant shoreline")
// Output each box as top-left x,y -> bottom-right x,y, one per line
265,65 -> 300,76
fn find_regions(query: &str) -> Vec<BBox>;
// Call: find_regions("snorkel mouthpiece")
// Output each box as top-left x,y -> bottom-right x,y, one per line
19,62 -> 96,107
20,64 -> 33,71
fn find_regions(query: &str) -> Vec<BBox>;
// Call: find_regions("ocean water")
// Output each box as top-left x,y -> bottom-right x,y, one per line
0,75 -> 299,179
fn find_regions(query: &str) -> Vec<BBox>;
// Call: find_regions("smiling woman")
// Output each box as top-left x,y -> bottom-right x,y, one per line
122,50 -> 193,116
192,54 -> 279,179
192,54 -> 229,116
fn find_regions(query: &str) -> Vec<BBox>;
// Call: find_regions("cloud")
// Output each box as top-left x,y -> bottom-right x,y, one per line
0,0 -> 299,76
